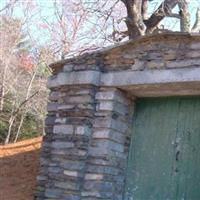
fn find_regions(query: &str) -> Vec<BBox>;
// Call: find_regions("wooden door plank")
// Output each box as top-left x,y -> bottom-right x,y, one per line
176,97 -> 200,199
125,98 -> 180,200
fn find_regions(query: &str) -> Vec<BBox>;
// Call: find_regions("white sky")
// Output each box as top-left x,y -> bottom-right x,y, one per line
0,0 -> 200,52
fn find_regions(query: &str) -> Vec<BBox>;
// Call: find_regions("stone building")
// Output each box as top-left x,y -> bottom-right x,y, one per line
36,33 -> 200,200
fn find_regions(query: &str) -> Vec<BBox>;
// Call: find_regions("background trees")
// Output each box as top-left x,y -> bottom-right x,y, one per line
0,0 -> 199,143
0,15 -> 50,144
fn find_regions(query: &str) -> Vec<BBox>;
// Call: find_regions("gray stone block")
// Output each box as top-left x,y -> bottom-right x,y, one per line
45,188 -> 62,198
53,125 -> 74,135
60,160 -> 84,171
47,102 -> 58,112
52,141 -> 74,149
83,180 -> 114,192
55,181 -> 80,190
47,71 -> 101,88
75,126 -> 91,136
61,194 -> 80,200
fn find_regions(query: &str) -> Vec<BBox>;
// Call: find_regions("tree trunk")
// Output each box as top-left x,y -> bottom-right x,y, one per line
142,0 -> 148,20
5,112 -> 15,144
121,0 -> 180,39
122,0 -> 146,39
14,114 -> 25,143
178,0 -> 190,32
0,85 -> 5,112
0,63 -> 8,112
13,65 -> 38,142
192,7 -> 200,32
42,119 -> 45,136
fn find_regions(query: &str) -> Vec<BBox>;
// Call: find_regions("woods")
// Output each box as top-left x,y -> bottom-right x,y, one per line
0,0 -> 199,144
0,16 -> 50,144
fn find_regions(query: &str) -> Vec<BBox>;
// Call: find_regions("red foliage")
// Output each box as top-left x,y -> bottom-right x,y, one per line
19,54 -> 34,71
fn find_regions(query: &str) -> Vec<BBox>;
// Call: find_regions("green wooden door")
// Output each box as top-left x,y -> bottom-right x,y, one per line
124,97 -> 200,200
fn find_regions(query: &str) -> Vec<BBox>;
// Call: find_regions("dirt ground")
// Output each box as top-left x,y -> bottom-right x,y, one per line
0,137 -> 42,200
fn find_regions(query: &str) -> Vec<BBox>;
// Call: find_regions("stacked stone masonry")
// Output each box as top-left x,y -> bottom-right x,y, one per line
36,33 -> 200,200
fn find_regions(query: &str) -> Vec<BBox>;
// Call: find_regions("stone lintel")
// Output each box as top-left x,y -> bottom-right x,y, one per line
47,67 -> 200,97
47,71 -> 101,88
101,67 -> 200,97
101,67 -> 200,86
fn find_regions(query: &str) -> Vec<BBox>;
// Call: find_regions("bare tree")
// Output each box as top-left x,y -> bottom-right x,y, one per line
4,91 -> 39,144
13,65 -> 39,143
0,14 -> 51,144
119,0 -> 200,39
35,0 -> 90,59
0,0 -> 19,13
83,0 -> 200,42
0,16 -> 23,111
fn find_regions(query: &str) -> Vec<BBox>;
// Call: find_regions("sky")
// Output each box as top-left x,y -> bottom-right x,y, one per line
0,0 -> 200,54
1,0 -> 199,33
33,1 -> 199,29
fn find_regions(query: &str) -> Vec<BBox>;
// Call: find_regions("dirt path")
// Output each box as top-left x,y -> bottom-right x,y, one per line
0,137 -> 42,200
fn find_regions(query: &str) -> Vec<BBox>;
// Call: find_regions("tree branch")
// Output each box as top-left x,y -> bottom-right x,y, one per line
0,0 -> 19,13
142,0 -> 148,20
111,30 -> 128,42
192,7 -> 200,32
13,91 -> 39,117
167,13 -> 181,19
178,0 -> 190,32
145,0 -> 179,33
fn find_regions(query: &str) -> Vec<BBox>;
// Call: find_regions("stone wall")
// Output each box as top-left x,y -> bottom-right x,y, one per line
36,33 -> 200,200
49,32 -> 200,74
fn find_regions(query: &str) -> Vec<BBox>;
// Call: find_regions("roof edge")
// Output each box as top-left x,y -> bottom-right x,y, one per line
49,32 -> 200,70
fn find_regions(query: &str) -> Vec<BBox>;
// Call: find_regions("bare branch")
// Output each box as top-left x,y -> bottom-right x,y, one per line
167,13 -> 181,19
111,30 -> 128,42
192,7 -> 200,32
145,0 -> 179,33
0,0 -> 19,13
13,91 -> 39,117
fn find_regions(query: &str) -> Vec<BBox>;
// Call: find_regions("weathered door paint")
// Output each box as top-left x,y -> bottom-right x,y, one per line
124,97 -> 200,200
